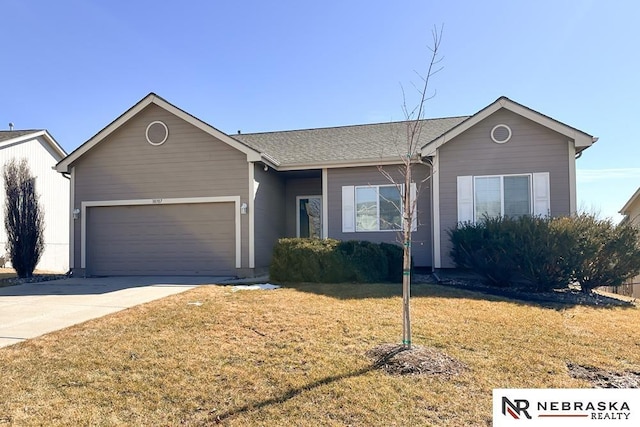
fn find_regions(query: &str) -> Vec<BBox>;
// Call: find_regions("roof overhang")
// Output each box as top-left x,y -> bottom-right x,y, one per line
272,157 -> 425,171
620,187 -> 640,215
420,97 -> 595,157
56,93 -> 262,173
1,130 -> 67,160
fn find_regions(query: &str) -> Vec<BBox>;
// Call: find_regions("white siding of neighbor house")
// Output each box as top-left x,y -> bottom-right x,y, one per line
0,136 -> 69,272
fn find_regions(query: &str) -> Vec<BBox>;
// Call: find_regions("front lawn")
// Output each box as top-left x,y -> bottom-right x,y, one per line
0,283 -> 638,426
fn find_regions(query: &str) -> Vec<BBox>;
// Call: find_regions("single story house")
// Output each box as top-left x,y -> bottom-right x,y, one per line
55,94 -> 595,277
0,129 -> 69,272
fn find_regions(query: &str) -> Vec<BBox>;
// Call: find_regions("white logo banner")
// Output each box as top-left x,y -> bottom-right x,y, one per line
493,389 -> 639,426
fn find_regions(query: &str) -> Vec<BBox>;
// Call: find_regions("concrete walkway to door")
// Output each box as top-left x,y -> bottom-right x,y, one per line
0,275 -> 234,348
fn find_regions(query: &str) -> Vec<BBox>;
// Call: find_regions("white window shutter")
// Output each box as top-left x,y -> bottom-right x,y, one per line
342,186 -> 355,232
457,176 -> 474,223
533,172 -> 550,217
410,182 -> 417,231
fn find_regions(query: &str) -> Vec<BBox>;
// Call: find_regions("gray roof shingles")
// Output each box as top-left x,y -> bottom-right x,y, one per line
233,117 -> 469,167
0,130 -> 42,143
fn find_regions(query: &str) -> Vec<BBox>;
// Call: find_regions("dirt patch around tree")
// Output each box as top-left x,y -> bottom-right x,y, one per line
567,363 -> 640,388
366,343 -> 467,377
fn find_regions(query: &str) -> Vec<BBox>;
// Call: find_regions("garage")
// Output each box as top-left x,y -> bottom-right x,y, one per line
86,202 -> 237,276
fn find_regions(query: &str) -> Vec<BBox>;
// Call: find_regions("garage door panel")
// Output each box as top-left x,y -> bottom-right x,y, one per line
87,203 -> 236,275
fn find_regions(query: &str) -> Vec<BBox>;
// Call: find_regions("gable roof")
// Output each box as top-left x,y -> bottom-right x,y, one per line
0,129 -> 67,160
233,116 -> 469,169
620,187 -> 640,216
421,96 -> 596,157
56,94 -> 595,172
55,93 -> 262,173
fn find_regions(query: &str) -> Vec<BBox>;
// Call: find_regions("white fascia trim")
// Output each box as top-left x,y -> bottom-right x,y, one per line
276,158 -> 404,171
0,130 -> 67,159
80,196 -> 242,270
432,152 -> 441,269
57,94 -> 262,172
421,98 -> 594,157
57,96 -> 155,172
620,188 -> 640,215
322,168 -> 329,239
69,167 -> 75,269
568,141 -> 577,214
248,164 -> 255,268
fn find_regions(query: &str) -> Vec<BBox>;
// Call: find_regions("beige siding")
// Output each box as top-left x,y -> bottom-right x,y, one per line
285,177 -> 322,237
327,165 -> 432,267
71,104 -> 250,272
253,164 -> 286,268
438,109 -> 573,268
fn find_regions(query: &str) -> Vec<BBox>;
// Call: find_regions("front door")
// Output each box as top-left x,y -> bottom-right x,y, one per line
297,196 -> 322,239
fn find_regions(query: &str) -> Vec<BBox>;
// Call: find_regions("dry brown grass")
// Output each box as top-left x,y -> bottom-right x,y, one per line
0,282 -> 638,426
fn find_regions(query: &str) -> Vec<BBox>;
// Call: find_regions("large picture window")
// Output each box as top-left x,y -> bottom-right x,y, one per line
457,172 -> 549,224
474,175 -> 531,220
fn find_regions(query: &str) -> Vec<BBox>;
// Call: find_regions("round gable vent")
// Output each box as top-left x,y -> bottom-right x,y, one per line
146,121 -> 169,146
491,124 -> 512,144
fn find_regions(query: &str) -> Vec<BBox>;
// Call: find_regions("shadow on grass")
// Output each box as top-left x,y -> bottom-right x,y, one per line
277,281 -> 636,311
209,350 -> 406,424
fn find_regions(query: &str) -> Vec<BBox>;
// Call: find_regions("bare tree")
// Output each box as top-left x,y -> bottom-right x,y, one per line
4,159 -> 45,278
378,26 -> 443,349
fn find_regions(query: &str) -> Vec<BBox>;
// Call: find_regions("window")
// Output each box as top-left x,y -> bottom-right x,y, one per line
355,185 -> 402,231
342,184 -> 416,232
457,172 -> 550,224
474,175 -> 531,219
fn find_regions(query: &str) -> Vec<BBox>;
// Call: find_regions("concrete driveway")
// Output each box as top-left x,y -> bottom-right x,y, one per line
0,276 -> 234,348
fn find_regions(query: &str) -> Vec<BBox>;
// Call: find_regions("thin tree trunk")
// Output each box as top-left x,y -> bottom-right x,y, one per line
402,162 -> 412,349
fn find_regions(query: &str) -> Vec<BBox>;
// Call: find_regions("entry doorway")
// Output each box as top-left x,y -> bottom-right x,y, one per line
296,196 -> 323,239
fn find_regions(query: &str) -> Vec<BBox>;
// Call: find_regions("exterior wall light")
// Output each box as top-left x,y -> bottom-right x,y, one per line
240,203 -> 248,215
72,208 -> 81,220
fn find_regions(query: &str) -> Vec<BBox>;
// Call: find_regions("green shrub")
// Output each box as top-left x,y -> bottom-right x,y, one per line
269,238 -> 409,283
511,215 -> 574,292
449,216 -> 519,287
269,238 -> 343,282
555,214 -> 640,293
379,242 -> 404,282
449,213 -> 640,293
337,240 -> 388,282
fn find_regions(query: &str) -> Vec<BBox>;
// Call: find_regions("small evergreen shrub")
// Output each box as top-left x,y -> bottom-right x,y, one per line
337,240 -> 388,283
449,216 -> 518,287
448,213 -> 640,293
379,242 -> 404,282
269,239 -> 409,283
554,214 -> 640,293
515,215 -> 574,292
269,238 -> 343,282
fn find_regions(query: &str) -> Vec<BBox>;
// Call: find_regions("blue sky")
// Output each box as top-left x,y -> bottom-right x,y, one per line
2,0 -> 638,221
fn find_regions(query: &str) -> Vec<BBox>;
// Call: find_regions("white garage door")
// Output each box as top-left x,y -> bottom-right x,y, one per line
86,202 -> 236,276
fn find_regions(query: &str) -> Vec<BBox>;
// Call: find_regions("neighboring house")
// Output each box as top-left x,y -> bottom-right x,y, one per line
619,187 -> 640,297
0,130 -> 69,272
55,93 -> 595,277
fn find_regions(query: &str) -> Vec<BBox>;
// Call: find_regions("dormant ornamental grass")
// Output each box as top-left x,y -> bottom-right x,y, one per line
0,283 -> 638,426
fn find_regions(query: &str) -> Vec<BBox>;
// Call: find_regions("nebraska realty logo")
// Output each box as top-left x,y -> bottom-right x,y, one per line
493,389 -> 639,426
